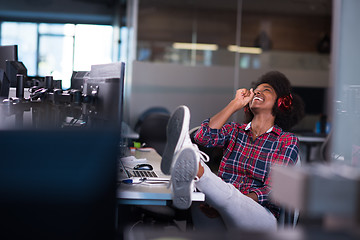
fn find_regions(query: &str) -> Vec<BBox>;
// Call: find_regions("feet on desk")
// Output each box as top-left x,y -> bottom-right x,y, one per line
161,105 -> 192,175
171,145 -> 209,209
162,105 -> 209,209
171,146 -> 199,209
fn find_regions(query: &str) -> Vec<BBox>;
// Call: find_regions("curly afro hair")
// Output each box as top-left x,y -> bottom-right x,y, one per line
244,71 -> 305,131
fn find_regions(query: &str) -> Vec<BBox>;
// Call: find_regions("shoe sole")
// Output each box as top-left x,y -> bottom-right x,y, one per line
171,147 -> 198,210
161,105 -> 190,175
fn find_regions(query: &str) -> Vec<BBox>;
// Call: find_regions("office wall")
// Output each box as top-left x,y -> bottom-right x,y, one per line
129,61 -> 329,129
130,61 -> 236,129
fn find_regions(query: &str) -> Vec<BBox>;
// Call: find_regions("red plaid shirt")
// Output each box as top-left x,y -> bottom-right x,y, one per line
194,119 -> 299,218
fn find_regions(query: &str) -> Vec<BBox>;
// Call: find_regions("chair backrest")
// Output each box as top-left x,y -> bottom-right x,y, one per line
138,112 -> 170,155
189,126 -> 224,173
134,107 -> 170,133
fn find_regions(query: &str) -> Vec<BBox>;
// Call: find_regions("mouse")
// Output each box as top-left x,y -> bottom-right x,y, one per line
133,163 -> 153,171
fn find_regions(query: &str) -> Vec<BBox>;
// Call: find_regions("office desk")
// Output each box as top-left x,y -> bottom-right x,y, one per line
117,148 -> 205,206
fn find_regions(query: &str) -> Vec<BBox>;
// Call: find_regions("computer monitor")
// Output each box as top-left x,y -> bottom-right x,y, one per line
0,128 -> 120,239
0,45 -> 18,70
0,45 -> 18,98
84,62 -> 125,129
292,86 -> 327,115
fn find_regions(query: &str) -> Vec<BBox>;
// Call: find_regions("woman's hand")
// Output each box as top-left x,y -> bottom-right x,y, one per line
231,88 -> 254,111
209,88 -> 254,129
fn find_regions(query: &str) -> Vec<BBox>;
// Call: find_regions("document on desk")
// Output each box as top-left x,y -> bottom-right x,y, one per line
118,156 -> 170,184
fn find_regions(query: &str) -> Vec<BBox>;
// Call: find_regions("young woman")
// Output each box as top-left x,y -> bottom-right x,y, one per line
188,71 -> 305,230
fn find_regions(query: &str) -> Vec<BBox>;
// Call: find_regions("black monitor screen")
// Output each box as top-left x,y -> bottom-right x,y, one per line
292,87 -> 327,115
0,45 -> 18,70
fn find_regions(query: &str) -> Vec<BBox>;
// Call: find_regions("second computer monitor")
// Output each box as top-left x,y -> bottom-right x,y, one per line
84,62 -> 125,129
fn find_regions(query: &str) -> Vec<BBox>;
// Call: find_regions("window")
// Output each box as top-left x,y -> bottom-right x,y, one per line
38,24 -> 75,88
1,21 -> 114,89
0,22 -> 37,76
73,24 -> 113,72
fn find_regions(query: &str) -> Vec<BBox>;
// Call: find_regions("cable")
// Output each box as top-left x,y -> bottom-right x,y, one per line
128,220 -> 144,233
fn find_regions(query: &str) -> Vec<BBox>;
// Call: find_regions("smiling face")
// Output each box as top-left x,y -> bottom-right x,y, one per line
250,83 -> 278,114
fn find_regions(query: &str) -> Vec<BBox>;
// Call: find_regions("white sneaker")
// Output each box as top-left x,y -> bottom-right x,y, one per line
161,105 -> 209,209
171,146 -> 199,209
170,144 -> 209,210
161,105 -> 193,175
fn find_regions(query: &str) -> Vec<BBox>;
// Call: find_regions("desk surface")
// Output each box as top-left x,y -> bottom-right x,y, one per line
117,148 -> 205,206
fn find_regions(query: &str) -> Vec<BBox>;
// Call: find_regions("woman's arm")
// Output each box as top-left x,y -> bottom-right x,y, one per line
195,88 -> 254,147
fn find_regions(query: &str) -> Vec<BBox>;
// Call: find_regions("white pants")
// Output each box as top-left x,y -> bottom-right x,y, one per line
193,163 -> 277,231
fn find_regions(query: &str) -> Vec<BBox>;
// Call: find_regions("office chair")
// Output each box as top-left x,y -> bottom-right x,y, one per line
137,112 -> 170,156
134,107 -> 170,133
189,126 -> 224,173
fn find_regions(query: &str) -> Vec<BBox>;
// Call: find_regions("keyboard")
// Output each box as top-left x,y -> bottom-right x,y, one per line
132,170 -> 158,178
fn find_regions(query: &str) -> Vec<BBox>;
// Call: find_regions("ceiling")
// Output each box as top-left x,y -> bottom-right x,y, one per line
140,0 -> 332,16
0,0 -> 332,17
0,0 -> 332,25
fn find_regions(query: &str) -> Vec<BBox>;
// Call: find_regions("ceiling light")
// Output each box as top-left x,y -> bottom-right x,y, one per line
227,45 -> 262,54
172,42 -> 218,51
